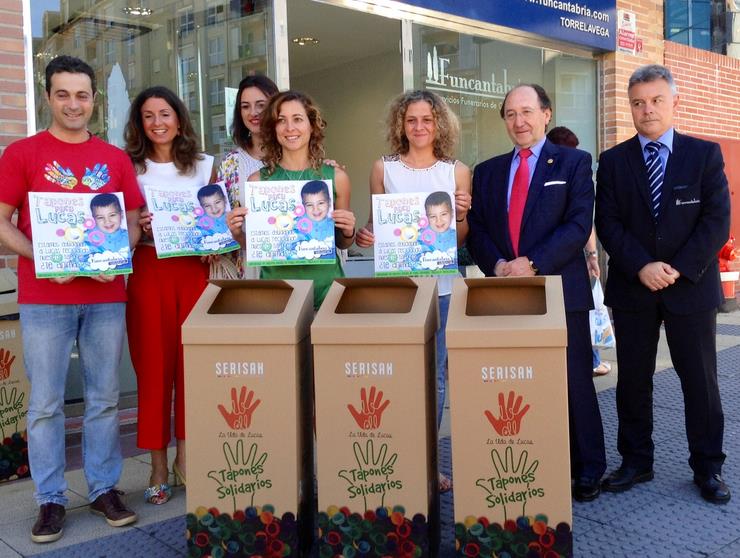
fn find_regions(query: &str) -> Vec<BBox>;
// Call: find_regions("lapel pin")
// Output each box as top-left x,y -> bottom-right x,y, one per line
547,158 -> 554,164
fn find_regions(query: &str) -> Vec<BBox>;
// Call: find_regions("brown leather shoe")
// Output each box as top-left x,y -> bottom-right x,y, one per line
31,503 -> 65,543
90,489 -> 138,527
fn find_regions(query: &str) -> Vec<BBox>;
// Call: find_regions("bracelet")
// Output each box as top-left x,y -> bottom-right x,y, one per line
341,228 -> 356,239
456,215 -> 466,222
584,249 -> 598,258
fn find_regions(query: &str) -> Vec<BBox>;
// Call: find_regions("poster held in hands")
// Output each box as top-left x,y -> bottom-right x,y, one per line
144,182 -> 239,258
29,191 -> 133,278
243,179 -> 336,267
372,190 -> 458,276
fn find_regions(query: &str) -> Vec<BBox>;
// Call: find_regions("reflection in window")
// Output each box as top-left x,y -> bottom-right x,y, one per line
413,26 -> 597,166
179,11 -> 195,37
32,1 -> 273,159
209,37 -> 225,66
210,77 -> 226,106
665,0 -> 727,53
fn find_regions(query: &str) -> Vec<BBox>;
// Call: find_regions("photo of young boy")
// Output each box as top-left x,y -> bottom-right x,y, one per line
297,180 -> 334,242
87,193 -> 129,253
196,184 -> 229,235
422,191 -> 456,254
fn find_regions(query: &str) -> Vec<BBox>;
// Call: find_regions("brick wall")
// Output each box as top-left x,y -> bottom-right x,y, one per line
0,0 -> 26,150
665,42 -> 740,140
0,0 -> 25,271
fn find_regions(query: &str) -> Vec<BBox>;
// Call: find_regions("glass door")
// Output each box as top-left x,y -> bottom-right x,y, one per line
287,0 -> 404,261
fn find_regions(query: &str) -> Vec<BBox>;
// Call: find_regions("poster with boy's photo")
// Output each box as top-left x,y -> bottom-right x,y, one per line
143,182 -> 240,258
242,179 -> 336,266
28,191 -> 133,278
372,190 -> 458,276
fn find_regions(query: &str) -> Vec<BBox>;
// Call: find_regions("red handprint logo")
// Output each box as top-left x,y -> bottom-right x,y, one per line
347,386 -> 390,430
484,390 -> 531,436
217,386 -> 261,429
0,348 -> 15,381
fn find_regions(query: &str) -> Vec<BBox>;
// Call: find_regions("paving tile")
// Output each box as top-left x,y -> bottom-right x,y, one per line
2,504 -> 140,557
138,516 -> 186,555
0,539 -> 21,558
0,478 -> 87,526
32,527 -> 184,558
606,494 -> 739,556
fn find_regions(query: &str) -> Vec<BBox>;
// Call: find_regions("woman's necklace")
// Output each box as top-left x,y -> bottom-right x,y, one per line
280,166 -> 317,181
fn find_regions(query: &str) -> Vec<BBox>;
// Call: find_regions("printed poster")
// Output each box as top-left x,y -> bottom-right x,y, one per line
242,180 -> 336,266
0,310 -> 29,483
372,191 -> 458,276
144,182 -> 240,258
29,192 -> 132,278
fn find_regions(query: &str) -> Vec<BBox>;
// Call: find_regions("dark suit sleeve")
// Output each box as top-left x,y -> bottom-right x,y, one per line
668,142 -> 730,283
527,151 -> 593,274
595,150 -> 654,278
467,164 -> 504,276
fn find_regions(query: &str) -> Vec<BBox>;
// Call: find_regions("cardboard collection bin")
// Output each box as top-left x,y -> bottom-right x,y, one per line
446,277 -> 572,557
311,277 -> 440,558
182,279 -> 314,557
0,269 -> 30,485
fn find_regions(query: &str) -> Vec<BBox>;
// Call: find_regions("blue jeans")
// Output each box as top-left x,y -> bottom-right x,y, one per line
592,347 -> 601,368
436,294 -> 450,428
20,303 -> 126,505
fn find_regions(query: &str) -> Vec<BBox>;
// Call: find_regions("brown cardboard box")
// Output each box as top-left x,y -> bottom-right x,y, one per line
446,276 -> 572,556
0,269 -> 30,484
311,277 -> 440,557
182,279 -> 314,557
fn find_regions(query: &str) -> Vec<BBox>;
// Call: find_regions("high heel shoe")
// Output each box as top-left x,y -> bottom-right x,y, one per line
172,462 -> 186,487
144,483 -> 172,505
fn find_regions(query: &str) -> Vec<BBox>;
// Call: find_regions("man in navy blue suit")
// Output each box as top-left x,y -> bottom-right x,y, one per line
467,84 -> 606,501
595,65 -> 731,504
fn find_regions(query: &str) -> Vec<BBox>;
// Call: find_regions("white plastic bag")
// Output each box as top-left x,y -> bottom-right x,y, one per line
590,280 -> 615,349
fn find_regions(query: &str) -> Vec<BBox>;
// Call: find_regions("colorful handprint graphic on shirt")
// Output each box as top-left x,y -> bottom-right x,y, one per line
82,163 -> 110,190
44,161 -> 77,189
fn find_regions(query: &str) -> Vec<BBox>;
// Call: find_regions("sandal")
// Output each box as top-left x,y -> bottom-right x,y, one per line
593,362 -> 611,376
144,483 -> 172,505
172,462 -> 186,487
439,473 -> 452,493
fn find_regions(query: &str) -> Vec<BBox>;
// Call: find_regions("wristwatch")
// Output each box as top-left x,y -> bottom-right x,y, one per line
584,250 -> 598,258
529,260 -> 538,274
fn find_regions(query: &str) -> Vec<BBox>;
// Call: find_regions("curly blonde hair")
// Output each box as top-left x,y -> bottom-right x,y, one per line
386,90 -> 459,159
260,90 -> 326,176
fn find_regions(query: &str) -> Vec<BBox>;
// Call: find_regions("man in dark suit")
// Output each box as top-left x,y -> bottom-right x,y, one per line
595,64 -> 731,504
467,84 -> 606,501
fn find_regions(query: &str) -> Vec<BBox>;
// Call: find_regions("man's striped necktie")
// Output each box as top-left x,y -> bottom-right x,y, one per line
645,141 -> 664,219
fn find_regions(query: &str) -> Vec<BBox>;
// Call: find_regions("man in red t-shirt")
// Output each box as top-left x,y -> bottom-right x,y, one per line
0,56 -> 144,544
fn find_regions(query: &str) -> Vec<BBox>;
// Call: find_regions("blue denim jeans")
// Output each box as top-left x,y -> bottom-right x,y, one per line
20,303 -> 125,505
436,294 -> 450,428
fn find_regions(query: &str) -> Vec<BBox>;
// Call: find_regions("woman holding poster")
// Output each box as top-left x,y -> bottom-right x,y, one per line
355,90 -> 472,492
227,90 -> 356,309
124,86 -> 215,505
214,75 -> 279,279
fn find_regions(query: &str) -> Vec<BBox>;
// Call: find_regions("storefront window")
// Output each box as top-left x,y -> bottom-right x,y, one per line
412,26 -> 598,166
31,0 -> 275,159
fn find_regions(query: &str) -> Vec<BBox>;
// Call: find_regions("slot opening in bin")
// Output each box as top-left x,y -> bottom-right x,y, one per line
207,280 -> 293,314
335,284 -> 417,314
464,278 -> 547,316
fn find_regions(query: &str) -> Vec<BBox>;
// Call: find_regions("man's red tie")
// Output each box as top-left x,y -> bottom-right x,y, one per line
508,148 -> 532,257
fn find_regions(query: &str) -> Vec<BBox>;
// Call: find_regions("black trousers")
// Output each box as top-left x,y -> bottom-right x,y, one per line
612,304 -> 725,475
566,311 -> 607,479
